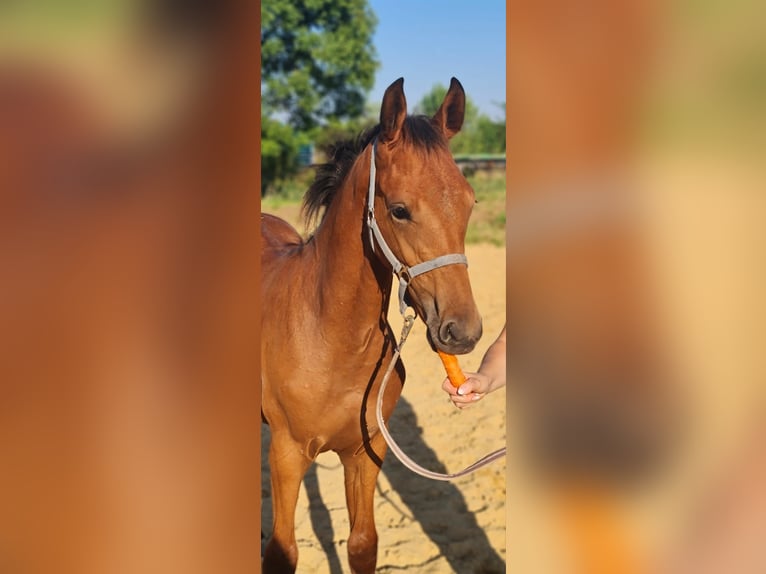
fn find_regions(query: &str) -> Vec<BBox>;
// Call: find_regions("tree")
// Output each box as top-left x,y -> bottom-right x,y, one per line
261,0 -> 378,132
261,118 -> 306,196
312,101 -> 378,160
471,113 -> 506,153
414,83 -> 505,154
261,0 -> 378,193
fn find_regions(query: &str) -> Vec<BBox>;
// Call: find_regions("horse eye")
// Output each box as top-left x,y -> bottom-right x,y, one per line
390,205 -> 411,221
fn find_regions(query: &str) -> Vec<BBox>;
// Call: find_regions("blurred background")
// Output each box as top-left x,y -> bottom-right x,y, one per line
506,0 -> 765,573
0,2 -> 261,573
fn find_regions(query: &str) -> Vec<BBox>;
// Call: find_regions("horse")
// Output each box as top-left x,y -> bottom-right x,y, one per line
260,77 -> 483,573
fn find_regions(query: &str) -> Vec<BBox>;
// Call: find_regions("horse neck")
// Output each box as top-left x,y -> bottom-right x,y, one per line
309,152 -> 393,333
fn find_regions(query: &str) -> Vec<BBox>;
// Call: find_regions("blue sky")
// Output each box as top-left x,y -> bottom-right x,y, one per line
367,0 -> 506,120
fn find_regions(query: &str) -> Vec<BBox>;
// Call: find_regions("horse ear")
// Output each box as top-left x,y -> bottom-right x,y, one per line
379,77 -> 407,144
432,77 -> 465,139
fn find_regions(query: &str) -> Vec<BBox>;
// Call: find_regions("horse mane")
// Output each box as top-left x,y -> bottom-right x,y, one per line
302,116 -> 447,227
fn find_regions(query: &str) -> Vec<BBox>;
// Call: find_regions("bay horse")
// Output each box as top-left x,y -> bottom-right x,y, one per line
261,77 -> 483,573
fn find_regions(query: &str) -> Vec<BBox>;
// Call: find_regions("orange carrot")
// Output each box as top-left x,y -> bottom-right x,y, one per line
437,350 -> 467,388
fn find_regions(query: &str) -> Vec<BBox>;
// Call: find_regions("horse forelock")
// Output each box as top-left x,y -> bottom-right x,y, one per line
301,116 -> 448,228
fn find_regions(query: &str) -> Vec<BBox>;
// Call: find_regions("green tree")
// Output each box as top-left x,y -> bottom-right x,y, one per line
312,102 -> 378,160
261,0 -> 378,194
261,118 -> 307,196
470,113 -> 506,153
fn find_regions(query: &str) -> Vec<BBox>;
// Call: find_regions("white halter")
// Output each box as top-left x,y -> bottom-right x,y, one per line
365,139 -> 468,315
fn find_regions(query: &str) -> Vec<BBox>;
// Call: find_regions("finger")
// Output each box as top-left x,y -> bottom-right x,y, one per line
449,395 -> 470,409
452,393 -> 478,407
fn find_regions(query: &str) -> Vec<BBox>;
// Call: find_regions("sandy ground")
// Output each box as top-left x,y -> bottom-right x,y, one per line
261,241 -> 507,574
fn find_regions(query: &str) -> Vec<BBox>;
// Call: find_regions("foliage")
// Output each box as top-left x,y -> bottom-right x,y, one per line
261,169 -> 314,208
261,0 -> 378,132
261,0 -> 378,194
414,83 -> 505,155
312,105 -> 378,158
261,118 -> 308,196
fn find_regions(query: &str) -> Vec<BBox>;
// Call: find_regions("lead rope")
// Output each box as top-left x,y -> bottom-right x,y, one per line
374,314 -> 507,481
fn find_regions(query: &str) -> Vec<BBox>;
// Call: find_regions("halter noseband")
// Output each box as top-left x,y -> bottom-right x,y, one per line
366,139 -> 468,315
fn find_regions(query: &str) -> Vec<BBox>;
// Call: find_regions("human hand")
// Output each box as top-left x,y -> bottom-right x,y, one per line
442,372 -> 493,409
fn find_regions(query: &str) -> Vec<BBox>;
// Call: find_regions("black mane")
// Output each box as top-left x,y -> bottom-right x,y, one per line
301,116 -> 447,226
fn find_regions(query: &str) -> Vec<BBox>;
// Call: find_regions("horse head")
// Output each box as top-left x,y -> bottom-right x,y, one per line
369,77 -> 482,355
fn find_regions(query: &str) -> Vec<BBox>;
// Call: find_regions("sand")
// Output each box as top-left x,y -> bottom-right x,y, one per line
261,243 -> 507,574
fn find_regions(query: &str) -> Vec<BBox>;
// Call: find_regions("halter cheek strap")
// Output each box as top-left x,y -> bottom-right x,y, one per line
366,139 -> 468,315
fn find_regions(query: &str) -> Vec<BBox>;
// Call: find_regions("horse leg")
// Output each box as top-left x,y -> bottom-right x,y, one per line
340,437 -> 386,574
263,433 -> 312,574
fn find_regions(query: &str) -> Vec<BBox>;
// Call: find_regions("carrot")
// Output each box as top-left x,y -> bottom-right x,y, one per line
437,350 -> 467,388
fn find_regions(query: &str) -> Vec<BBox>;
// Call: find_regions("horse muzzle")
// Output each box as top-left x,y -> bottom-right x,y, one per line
426,311 -> 482,355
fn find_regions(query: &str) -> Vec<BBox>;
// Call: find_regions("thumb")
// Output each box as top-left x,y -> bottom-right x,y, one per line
456,379 -> 477,396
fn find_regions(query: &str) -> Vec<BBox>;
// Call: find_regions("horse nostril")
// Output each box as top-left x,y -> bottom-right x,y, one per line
439,321 -> 457,344
436,317 -> 482,354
